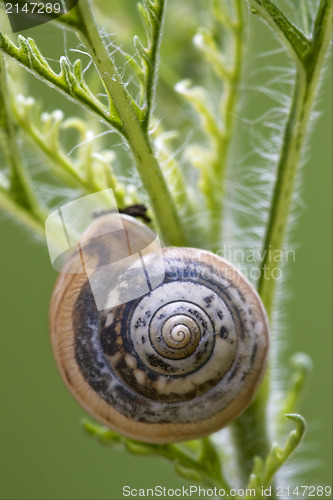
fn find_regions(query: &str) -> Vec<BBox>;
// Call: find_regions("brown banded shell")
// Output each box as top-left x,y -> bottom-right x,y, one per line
50,214 -> 269,443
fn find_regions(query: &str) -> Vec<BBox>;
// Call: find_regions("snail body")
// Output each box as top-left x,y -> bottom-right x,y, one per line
50,214 -> 269,443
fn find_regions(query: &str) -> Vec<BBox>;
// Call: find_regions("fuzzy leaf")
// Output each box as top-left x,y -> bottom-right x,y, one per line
282,353 -> 312,417
249,413 -> 306,491
134,35 -> 152,68
0,30 -> 122,130
193,28 -> 231,81
199,438 -> 223,482
174,460 -> 202,482
249,0 -> 311,62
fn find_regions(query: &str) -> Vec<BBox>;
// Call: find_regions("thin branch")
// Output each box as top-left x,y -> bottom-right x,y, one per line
0,55 -> 44,221
137,0 -> 167,128
0,187 -> 45,236
74,0 -> 189,246
257,0 -> 332,317
247,414 -> 306,495
0,31 -> 122,130
249,0 -> 311,65
83,421 -> 232,492
231,0 -> 332,484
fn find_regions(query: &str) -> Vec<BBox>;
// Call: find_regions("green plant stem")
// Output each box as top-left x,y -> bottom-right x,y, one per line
0,0 -> 330,492
0,188 -> 45,236
262,414 -> 306,487
211,0 -> 244,250
0,56 -> 44,221
231,0 -> 332,487
246,415 -> 306,498
84,421 -> 231,492
142,0 -> 166,130
13,108 -> 101,193
257,0 -> 332,317
0,32 -> 121,130
74,0 -> 188,246
232,391 -> 271,487
249,0 -> 311,62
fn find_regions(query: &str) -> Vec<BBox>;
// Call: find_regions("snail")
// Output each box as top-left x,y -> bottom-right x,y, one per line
50,213 -> 269,443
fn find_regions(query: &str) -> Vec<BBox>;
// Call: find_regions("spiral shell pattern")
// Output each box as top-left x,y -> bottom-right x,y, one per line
50,216 -> 269,443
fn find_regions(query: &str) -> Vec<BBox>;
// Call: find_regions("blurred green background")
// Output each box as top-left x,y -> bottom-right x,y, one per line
0,1 -> 332,499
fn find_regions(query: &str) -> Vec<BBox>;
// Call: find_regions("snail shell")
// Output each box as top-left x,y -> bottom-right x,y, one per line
50,214 -> 269,443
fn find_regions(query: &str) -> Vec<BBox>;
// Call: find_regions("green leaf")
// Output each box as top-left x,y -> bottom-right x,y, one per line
248,413 -> 306,491
193,28 -> 231,81
0,30 -> 122,130
137,2 -> 154,35
248,0 -> 311,63
264,414 -> 306,483
0,55 -> 44,219
175,80 -> 221,141
134,35 -> 152,68
282,353 -> 312,417
82,420 -> 230,489
199,437 -> 223,482
174,460 -> 202,482
134,0 -> 166,122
